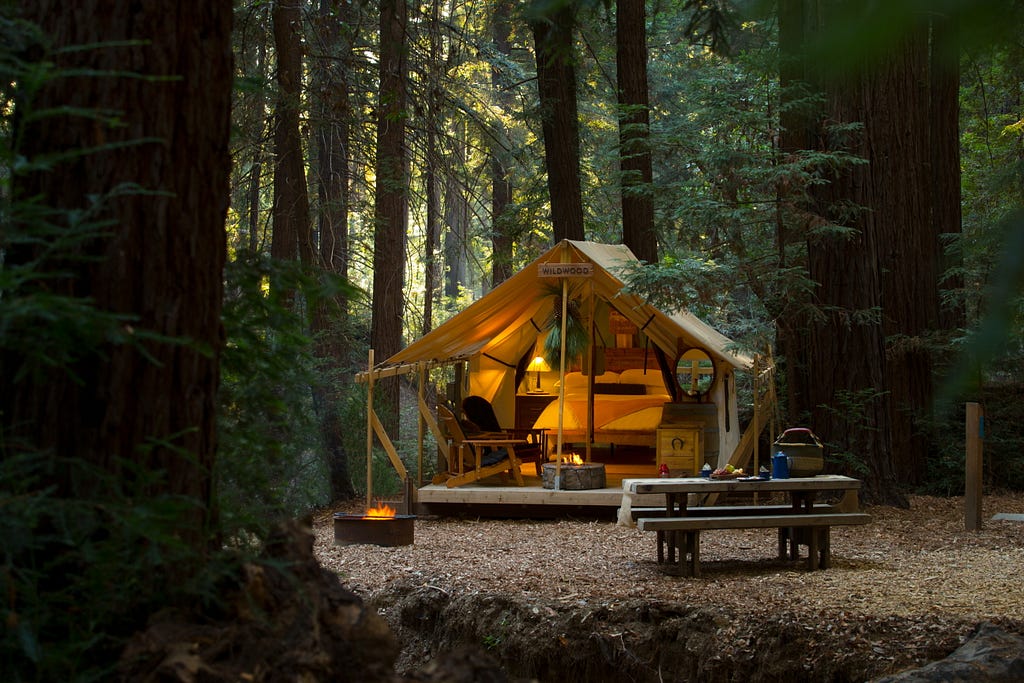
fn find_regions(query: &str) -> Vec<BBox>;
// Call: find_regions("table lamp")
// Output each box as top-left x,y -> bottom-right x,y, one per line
527,356 -> 550,393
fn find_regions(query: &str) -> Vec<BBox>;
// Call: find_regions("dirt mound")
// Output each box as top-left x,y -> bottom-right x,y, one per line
372,579 -> 980,682
119,519 -> 400,682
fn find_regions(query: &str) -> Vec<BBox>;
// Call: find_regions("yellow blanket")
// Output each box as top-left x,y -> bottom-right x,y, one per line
533,394 -> 670,432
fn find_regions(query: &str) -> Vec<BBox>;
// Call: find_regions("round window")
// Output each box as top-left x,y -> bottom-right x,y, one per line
675,347 -> 716,399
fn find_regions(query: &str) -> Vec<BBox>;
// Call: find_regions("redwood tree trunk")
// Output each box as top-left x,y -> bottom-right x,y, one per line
371,0 -> 409,435
315,0 -> 351,296
616,0 -> 658,264
779,0 -> 934,506
871,21 -> 940,486
532,5 -> 585,243
272,0 -> 314,268
4,0 -> 232,543
444,124 -> 470,298
311,0 -> 356,503
423,0 -> 442,333
490,0 -> 515,286
245,7 -> 270,255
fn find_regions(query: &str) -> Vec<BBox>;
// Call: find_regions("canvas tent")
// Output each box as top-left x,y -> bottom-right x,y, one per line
358,240 -> 767,485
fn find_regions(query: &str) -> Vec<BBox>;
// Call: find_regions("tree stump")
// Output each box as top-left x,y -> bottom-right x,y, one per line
541,462 -> 607,490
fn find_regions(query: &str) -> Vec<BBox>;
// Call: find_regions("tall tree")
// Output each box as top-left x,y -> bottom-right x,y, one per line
234,5 -> 271,255
314,0 -> 352,303
271,0 -> 314,270
443,124 -> 470,297
776,0 -> 966,505
4,0 -> 232,561
311,0 -> 357,502
371,0 -> 409,435
530,1 -> 585,243
616,0 -> 658,263
778,0 -> 898,505
490,0 -> 516,285
872,16 -> 949,486
422,0 -> 443,333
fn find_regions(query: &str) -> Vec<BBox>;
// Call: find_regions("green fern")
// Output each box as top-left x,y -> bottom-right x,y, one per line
542,293 -> 588,368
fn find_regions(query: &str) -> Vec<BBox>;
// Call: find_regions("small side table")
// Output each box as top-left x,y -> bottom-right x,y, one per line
656,425 -> 703,475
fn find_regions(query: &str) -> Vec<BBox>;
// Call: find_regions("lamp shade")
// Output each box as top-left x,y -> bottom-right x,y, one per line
527,356 -> 551,373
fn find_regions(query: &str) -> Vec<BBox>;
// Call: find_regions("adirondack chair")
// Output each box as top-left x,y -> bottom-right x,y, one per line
462,395 -> 546,476
437,405 -> 526,488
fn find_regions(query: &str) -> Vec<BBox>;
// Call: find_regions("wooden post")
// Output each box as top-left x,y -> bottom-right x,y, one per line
766,346 -> 777,450
752,354 -> 760,472
417,363 -> 426,487
366,349 -> 375,509
751,355 -> 760,504
453,362 -> 465,406
965,402 -> 984,531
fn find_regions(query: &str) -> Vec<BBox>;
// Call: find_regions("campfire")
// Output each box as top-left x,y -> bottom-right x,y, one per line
540,453 -> 607,490
563,452 -> 584,466
333,501 -> 415,547
365,502 -> 397,518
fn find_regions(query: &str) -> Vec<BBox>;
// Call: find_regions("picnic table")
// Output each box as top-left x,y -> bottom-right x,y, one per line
620,475 -> 870,576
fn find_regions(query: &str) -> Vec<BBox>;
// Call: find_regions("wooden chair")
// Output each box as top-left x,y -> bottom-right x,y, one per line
437,405 -> 526,488
461,395 -> 547,476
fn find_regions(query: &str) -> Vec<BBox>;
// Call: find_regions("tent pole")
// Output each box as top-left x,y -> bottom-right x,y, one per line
586,279 -> 595,463
366,348 -> 375,509
555,276 -> 568,489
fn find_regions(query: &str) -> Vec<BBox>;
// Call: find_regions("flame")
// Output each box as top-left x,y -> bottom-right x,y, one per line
564,452 -> 584,466
365,502 -> 397,518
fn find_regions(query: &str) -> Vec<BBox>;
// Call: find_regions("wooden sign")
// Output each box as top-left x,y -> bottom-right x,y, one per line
538,262 -> 594,278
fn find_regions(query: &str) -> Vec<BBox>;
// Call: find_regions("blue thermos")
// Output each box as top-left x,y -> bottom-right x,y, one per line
772,451 -> 790,479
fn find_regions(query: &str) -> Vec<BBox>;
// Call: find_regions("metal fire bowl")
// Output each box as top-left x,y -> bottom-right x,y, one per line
333,513 -> 415,547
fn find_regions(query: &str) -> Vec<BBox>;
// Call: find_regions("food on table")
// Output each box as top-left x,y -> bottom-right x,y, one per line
711,466 -> 744,478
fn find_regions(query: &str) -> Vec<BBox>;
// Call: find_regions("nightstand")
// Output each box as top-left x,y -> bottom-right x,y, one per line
515,394 -> 555,431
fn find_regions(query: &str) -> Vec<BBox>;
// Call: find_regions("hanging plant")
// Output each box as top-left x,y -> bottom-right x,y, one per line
542,288 -> 588,368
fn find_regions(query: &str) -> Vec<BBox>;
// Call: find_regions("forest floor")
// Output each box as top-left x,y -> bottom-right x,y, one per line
313,493 -> 1024,682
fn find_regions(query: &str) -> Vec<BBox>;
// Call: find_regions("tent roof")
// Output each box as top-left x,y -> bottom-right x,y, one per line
373,240 -> 753,375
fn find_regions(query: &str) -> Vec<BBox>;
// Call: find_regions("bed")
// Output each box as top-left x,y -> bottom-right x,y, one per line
530,369 -> 671,449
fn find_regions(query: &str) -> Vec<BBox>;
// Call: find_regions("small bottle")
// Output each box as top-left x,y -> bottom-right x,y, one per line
701,462 -> 712,478
659,463 -> 670,477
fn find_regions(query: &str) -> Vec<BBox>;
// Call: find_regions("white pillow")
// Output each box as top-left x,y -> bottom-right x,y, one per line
561,372 -> 588,391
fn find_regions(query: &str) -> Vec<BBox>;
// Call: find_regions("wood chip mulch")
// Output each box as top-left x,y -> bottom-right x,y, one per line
313,493 -> 1024,670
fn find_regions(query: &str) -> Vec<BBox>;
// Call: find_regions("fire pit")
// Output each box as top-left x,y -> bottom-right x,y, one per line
541,454 -> 607,490
333,503 -> 415,547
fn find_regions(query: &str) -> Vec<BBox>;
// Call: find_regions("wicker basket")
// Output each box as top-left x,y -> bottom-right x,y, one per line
773,428 -> 823,477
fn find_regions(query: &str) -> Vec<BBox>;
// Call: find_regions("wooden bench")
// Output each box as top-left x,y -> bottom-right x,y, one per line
636,512 -> 871,577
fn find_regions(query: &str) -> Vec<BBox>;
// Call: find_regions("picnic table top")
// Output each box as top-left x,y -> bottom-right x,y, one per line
623,474 -> 861,495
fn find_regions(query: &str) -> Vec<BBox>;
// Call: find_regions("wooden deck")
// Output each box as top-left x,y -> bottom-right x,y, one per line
413,463 -> 664,518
